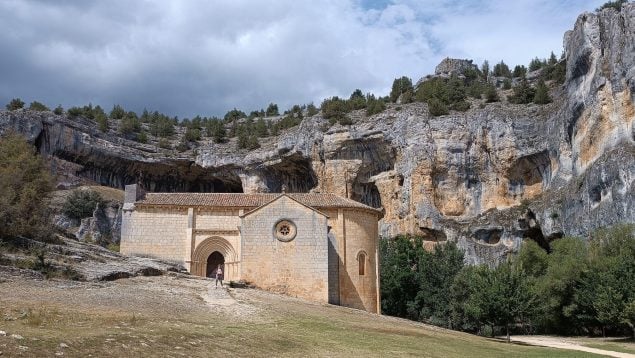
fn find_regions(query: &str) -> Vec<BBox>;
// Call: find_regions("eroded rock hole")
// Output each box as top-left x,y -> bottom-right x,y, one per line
418,227 -> 447,242
472,228 -> 502,245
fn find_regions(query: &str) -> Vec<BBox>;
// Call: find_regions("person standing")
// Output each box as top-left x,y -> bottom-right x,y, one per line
214,264 -> 223,288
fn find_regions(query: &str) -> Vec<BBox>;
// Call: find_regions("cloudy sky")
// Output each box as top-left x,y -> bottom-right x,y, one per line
0,0 -> 605,118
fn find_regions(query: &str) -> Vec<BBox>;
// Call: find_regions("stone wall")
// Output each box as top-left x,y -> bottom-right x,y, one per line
120,206 -> 189,262
240,196 -> 330,303
339,209 -> 379,313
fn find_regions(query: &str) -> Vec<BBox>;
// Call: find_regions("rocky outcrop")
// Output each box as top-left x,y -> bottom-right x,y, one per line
1,5 -> 634,265
435,58 -> 478,76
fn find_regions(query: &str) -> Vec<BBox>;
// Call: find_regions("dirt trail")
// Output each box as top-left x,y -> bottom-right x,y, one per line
511,336 -> 635,358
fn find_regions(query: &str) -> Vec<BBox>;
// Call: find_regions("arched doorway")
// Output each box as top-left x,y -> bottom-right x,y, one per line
191,236 -> 238,279
206,251 -> 225,278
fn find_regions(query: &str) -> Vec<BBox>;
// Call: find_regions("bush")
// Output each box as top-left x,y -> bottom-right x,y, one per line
28,101 -> 49,112
67,106 -> 83,118
428,98 -> 449,116
533,79 -> 552,104
110,104 -> 126,119
6,98 -> 25,111
184,127 -> 201,142
158,138 -> 171,149
53,105 -> 64,115
484,83 -> 499,103
390,76 -> 414,103
508,77 -> 536,104
321,96 -> 350,123
62,190 -> 104,220
0,133 -> 54,241
306,103 -> 319,116
265,103 -> 279,117
136,131 -> 148,143
492,61 -> 512,78
366,95 -> 386,116
224,108 -> 246,122
597,0 -> 628,11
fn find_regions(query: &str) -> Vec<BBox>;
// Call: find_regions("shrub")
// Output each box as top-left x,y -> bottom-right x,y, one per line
62,190 -> 104,220
6,98 -> 25,111
533,79 -> 552,104
492,61 -> 512,78
28,101 -> 49,112
109,104 -> 126,119
512,65 -> 527,78
306,103 -> 319,116
136,131 -> 148,143
390,76 -> 414,103
597,0 -> 628,11
158,138 -> 171,149
224,108 -> 246,122
67,106 -> 83,118
53,105 -> 64,115
428,98 -> 449,116
0,133 -> 54,241
508,77 -> 536,104
321,96 -> 350,122
502,78 -> 512,90
366,95 -> 386,116
184,127 -> 201,142
265,103 -> 279,116
485,83 -> 499,103
206,119 -> 227,143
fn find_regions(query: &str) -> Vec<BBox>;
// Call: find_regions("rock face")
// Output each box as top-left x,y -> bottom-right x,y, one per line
434,57 -> 478,76
1,5 -> 634,265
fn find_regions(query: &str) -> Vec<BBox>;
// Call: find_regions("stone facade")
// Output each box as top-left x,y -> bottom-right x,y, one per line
120,185 -> 382,313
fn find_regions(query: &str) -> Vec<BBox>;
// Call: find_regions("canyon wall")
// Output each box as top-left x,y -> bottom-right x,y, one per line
1,5 -> 633,265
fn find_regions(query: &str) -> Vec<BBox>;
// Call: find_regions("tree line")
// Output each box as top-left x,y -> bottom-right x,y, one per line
380,225 -> 635,340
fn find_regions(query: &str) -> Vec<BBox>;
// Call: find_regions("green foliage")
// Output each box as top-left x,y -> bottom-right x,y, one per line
6,98 -> 25,111
492,60 -> 511,78
348,89 -> 367,110
366,94 -> 386,116
136,131 -> 148,143
205,119 -> 227,143
508,77 -> 536,104
381,235 -> 464,325
148,111 -> 175,137
236,123 -> 260,150
184,127 -> 201,142
96,110 -> 109,132
484,83 -> 499,103
224,108 -> 246,122
109,104 -> 126,119
306,103 -> 318,117
529,57 -> 546,72
67,106 -> 83,118
321,96 -> 351,125
157,138 -> 171,149
254,118 -> 268,137
119,112 -> 141,135
62,190 -> 104,220
481,60 -> 490,79
512,65 -> 527,78
382,224 -> 635,338
265,103 -> 279,117
597,0 -> 628,12
389,76 -> 414,103
502,78 -> 512,90
428,98 -> 449,116
0,133 -> 53,241
28,101 -> 49,112
53,105 -> 64,115
533,79 -> 552,104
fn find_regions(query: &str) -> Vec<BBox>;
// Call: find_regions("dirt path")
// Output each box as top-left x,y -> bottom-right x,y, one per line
511,336 -> 635,358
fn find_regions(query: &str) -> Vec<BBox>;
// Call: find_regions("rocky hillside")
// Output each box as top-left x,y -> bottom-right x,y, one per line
1,5 -> 633,265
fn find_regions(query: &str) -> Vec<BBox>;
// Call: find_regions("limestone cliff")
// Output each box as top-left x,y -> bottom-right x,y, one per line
1,5 -> 633,265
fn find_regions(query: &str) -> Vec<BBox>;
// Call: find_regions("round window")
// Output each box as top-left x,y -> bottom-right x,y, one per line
274,219 -> 297,242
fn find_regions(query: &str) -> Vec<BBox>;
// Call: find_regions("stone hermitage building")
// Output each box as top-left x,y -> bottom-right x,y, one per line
121,184 -> 383,313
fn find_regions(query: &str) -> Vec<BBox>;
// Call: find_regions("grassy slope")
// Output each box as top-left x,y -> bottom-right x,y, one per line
0,275 -> 601,357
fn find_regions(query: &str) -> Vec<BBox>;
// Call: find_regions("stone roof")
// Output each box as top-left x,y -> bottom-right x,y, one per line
136,192 -> 382,214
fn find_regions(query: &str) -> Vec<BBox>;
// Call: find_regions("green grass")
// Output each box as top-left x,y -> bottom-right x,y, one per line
0,276 -> 605,357
583,341 -> 635,355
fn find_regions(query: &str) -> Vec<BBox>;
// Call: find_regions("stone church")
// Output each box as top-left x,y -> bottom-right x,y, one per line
120,185 -> 382,313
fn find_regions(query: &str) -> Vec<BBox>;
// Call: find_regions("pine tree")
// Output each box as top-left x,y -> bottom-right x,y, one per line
533,79 -> 552,104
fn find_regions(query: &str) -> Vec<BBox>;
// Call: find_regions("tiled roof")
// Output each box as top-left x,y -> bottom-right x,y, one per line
136,192 -> 381,213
